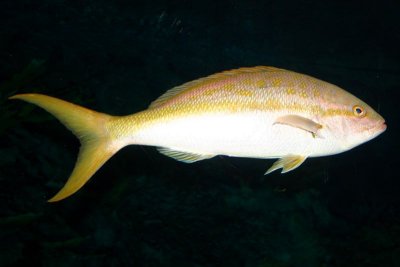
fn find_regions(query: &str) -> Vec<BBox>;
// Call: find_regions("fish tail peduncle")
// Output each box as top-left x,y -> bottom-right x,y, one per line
9,93 -> 124,202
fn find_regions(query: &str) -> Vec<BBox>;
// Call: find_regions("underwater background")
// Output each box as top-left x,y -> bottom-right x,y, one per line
0,0 -> 399,266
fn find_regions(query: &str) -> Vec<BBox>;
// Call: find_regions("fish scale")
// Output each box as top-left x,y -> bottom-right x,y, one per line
10,66 -> 386,201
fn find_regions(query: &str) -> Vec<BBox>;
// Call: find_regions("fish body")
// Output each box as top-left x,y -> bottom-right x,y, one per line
10,66 -> 386,201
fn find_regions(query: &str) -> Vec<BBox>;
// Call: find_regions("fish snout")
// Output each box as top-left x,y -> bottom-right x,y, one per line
372,118 -> 387,135
379,121 -> 387,132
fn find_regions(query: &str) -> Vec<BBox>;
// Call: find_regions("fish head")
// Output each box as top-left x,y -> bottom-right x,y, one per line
322,87 -> 386,151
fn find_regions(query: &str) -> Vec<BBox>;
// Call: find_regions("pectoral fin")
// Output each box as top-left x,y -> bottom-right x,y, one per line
265,155 -> 307,175
274,115 -> 323,138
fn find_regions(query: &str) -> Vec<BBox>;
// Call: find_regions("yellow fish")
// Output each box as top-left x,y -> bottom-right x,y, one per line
10,66 -> 386,202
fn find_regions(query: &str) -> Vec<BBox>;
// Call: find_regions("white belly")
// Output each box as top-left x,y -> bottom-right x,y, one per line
131,112 -> 342,159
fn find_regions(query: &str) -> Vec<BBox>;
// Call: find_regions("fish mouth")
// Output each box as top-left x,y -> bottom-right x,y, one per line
379,121 -> 387,132
374,120 -> 387,135
363,120 -> 386,143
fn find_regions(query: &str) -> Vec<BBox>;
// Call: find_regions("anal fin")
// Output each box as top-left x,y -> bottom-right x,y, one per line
265,155 -> 307,175
157,147 -> 215,163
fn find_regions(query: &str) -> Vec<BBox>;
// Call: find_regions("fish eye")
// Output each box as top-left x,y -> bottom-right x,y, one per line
353,105 -> 366,117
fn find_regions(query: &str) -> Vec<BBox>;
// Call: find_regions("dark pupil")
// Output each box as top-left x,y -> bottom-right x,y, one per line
356,108 -> 362,114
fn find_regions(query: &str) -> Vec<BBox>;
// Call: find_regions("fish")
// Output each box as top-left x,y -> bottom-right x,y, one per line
9,66 -> 387,202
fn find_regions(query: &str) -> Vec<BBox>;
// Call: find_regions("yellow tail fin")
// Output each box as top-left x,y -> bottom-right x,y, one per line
10,94 -> 122,202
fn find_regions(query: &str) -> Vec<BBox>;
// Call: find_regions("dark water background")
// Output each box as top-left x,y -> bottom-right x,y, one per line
0,1 -> 399,266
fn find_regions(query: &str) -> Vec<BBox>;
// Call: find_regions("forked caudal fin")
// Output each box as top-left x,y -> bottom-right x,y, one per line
9,94 -> 123,202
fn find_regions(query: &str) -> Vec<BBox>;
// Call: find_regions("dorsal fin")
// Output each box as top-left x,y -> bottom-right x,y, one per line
149,66 -> 283,109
